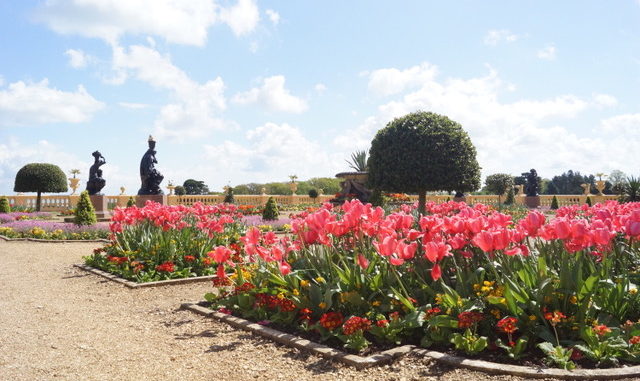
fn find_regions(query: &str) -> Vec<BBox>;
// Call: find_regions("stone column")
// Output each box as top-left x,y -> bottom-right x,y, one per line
89,195 -> 111,220
136,194 -> 167,208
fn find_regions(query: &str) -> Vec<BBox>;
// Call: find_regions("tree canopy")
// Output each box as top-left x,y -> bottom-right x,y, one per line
368,111 -> 481,214
14,163 -> 68,211
182,179 -> 210,195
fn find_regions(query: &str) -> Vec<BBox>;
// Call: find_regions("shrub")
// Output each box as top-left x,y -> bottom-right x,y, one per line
368,111 -> 480,214
74,191 -> 97,226
586,196 -> 592,207
0,197 -> 10,213
550,195 -> 559,210
504,187 -> 515,205
368,189 -> 386,207
14,163 -> 68,211
174,185 -> 186,195
224,187 -> 235,203
308,188 -> 319,199
126,197 -> 136,207
623,176 -> 640,203
262,197 -> 279,221
183,179 -> 210,195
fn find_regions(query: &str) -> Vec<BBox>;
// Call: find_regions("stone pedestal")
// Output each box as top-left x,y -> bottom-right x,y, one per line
136,194 -> 167,208
89,195 -> 112,220
524,196 -> 540,208
453,196 -> 466,203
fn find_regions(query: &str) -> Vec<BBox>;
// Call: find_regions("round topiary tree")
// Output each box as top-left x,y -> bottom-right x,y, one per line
14,163 -> 68,211
174,185 -> 186,195
0,197 -> 10,213
308,188 -> 319,200
262,196 -> 279,221
74,190 -> 97,226
368,111 -> 481,214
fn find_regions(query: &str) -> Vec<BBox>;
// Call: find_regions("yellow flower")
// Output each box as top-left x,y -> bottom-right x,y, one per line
434,294 -> 443,304
529,315 -> 537,321
292,289 -> 300,296
300,280 -> 310,288
569,295 -> 578,304
490,309 -> 501,319
315,276 -> 326,283
371,300 -> 382,307
277,293 -> 285,300
318,302 -> 327,309
630,288 -> 638,295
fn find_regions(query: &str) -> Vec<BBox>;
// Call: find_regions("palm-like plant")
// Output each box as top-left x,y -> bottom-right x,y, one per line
70,169 -> 81,179
623,176 -> 640,202
346,150 -> 368,172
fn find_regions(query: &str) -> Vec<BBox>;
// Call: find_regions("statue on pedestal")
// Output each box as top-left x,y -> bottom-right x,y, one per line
521,169 -> 539,197
138,136 -> 164,195
86,151 -> 106,195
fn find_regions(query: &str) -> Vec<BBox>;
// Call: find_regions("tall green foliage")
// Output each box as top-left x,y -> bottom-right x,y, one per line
485,173 -> 514,206
14,163 -> 68,211
550,195 -> 559,210
368,111 -> 480,214
622,176 -> 640,202
262,197 -> 279,221
586,196 -> 592,207
0,197 -> 10,213
346,150 -> 368,172
504,187 -> 515,205
75,191 -> 97,226
126,197 -> 136,207
224,187 -> 235,203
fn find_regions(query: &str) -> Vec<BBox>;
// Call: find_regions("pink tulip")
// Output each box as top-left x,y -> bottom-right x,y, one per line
357,254 -> 369,269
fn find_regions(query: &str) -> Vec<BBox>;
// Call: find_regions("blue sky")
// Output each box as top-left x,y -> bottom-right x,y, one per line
1,0 -> 639,195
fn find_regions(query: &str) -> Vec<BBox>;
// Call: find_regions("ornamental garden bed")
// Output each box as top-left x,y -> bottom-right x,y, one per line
74,264 -> 216,288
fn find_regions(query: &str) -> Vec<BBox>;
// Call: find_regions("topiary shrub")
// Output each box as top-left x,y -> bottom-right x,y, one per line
0,197 -> 10,213
14,163 -> 68,211
368,189 -> 386,207
586,196 -> 592,207
308,188 -> 319,200
126,196 -> 136,207
504,187 -> 515,205
224,187 -> 235,203
368,111 -> 481,215
262,196 -> 279,221
174,185 -> 186,196
550,195 -> 559,210
75,191 -> 97,226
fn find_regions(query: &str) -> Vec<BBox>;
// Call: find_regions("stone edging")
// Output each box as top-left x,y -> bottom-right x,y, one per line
74,264 -> 216,289
180,302 -> 413,369
182,302 -> 640,378
0,235 -> 109,243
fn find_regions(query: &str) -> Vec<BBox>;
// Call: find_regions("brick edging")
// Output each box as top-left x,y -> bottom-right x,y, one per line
180,302 -> 413,369
74,264 -> 216,288
181,302 -> 640,378
0,234 -> 109,243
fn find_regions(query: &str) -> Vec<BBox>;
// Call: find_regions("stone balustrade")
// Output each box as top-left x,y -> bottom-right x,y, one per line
0,193 -> 620,212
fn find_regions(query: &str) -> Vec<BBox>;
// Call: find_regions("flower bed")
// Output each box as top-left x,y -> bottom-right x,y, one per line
241,215 -> 291,232
205,199 -> 640,370
0,220 -> 109,240
84,202 -> 245,283
0,211 -> 53,223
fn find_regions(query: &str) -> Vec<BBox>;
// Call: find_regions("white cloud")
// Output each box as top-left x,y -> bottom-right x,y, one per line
111,44 -> 228,139
367,63 -> 438,96
314,83 -> 327,94
537,44 -> 557,60
265,9 -> 280,25
233,75 -> 308,113
36,0 -> 260,46
483,29 -> 520,46
64,49 -> 91,68
334,62 -> 640,181
0,79 -> 104,126
219,0 -> 260,37
118,102 -> 150,109
592,93 -> 618,107
203,122 -> 341,186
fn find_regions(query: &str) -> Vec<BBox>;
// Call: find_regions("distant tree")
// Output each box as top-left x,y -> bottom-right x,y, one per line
346,150 -> 368,172
307,177 -> 341,195
174,185 -> 186,195
265,182 -> 290,195
609,170 -> 627,195
368,111 -> 481,214
14,163 -> 68,211
183,179 -> 209,195
484,173 -> 514,205
308,188 -> 319,200
545,170 -> 589,195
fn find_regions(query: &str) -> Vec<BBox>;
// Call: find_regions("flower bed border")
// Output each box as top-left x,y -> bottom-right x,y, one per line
74,264 -> 217,289
0,235 -> 109,243
180,302 -> 414,369
181,302 -> 640,379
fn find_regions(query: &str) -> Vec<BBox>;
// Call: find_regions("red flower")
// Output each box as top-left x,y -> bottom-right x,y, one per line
629,336 -> 640,345
299,308 -> 313,321
183,255 -> 196,262
155,261 -> 175,272
544,310 -> 566,325
496,317 -> 518,334
319,311 -> 343,331
457,311 -> 484,328
234,282 -> 255,293
376,319 -> 389,327
425,307 -> 442,318
342,316 -> 372,335
593,324 -> 611,337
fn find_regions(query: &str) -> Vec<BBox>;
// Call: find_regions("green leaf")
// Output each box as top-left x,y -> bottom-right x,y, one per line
204,293 -> 216,302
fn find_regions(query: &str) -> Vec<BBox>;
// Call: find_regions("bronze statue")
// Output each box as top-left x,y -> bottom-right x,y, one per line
86,151 -> 106,195
521,169 -> 539,197
138,135 -> 164,195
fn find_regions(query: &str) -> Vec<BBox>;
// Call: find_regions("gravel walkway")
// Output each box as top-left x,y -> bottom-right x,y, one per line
0,240 -> 541,381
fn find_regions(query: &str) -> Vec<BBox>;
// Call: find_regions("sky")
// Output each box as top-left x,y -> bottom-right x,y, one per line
1,0 -> 639,195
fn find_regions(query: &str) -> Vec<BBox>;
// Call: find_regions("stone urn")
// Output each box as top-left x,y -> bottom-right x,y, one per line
334,171 -> 371,203
68,178 -> 80,195
336,171 -> 369,183
289,182 -> 298,195
595,180 -> 606,196
119,186 -> 126,195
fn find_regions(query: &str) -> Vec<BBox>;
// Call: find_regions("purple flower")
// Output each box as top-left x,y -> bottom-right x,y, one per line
0,220 -> 109,233
241,215 -> 291,229
0,212 -> 53,223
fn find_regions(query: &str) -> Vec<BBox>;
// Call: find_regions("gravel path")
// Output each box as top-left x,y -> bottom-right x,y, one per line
0,240 -> 544,381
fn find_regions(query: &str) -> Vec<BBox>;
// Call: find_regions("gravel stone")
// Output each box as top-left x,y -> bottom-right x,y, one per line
0,240 -> 551,380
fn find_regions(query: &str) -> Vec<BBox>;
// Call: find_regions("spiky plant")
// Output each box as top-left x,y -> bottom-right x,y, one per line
346,150 -> 368,172
623,176 -> 640,203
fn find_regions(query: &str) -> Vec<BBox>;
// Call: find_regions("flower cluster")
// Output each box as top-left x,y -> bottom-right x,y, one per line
319,312 -> 344,331
155,261 -> 175,273
342,316 -> 372,335
457,311 -> 484,328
